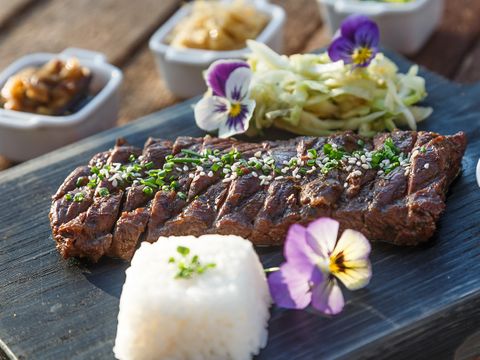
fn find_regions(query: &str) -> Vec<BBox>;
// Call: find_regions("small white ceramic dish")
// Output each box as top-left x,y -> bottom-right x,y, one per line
317,0 -> 444,55
0,48 -> 122,162
149,0 -> 285,99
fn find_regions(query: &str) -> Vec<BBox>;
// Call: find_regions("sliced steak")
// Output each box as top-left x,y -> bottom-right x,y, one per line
50,131 -> 467,262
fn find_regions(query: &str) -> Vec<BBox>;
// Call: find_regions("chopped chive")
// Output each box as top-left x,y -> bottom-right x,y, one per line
98,187 -> 110,197
165,155 -> 174,161
142,186 -> 154,196
170,158 -> 201,164
357,139 -> 365,147
128,154 -> 136,162
170,180 -> 179,189
420,146 -> 427,153
177,191 -> 187,200
181,149 -> 202,158
144,161 -> 154,170
73,192 -> 85,202
65,193 -> 73,201
211,163 -> 221,172
76,177 -> 86,187
177,246 -> 190,256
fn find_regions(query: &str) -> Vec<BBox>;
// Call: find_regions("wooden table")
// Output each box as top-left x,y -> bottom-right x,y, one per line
0,0 -> 479,172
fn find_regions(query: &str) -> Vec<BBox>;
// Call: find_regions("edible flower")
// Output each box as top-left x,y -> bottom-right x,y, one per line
194,60 -> 255,138
267,218 -> 372,315
328,15 -> 379,68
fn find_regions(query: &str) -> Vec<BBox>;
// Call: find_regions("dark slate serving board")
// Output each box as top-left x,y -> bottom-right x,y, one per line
1,51 -> 479,360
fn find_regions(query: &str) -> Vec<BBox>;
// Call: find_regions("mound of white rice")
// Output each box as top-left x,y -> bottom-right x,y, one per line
114,234 -> 271,360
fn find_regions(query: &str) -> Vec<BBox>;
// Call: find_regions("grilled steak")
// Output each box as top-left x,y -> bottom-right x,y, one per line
49,131 -> 467,262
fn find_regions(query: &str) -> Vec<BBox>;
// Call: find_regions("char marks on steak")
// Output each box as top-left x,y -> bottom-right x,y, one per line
49,131 -> 467,262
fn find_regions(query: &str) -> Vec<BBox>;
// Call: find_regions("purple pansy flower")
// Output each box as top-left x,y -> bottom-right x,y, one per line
328,15 -> 380,68
268,218 -> 372,315
194,60 -> 255,138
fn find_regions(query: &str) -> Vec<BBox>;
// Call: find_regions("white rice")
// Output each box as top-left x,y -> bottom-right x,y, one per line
114,235 -> 271,360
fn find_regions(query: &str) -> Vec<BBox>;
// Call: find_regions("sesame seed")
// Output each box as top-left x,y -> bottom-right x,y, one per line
344,182 -> 348,188
252,172 -> 258,177
208,171 -> 214,177
254,151 -> 262,158
356,161 -> 361,166
361,164 -> 370,170
189,173 -> 195,178
223,168 -> 230,174
377,170 -> 384,175
200,171 -> 206,176
424,163 -> 430,169
281,168 -> 289,174
183,165 -> 189,171
197,166 -> 204,172
404,170 -> 410,176
176,167 -> 182,172
348,158 -> 356,164
276,176 -> 284,180
295,175 -> 301,179
353,170 -> 362,177
292,168 -> 299,177
223,178 -> 232,183
346,165 -> 352,172
361,155 -> 367,163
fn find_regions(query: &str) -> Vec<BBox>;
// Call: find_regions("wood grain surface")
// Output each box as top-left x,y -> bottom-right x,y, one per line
0,51 -> 479,360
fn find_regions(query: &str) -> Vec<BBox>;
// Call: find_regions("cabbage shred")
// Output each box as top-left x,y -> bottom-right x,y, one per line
246,41 -> 432,137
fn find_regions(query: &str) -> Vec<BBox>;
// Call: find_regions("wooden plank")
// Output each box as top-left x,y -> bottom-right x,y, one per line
411,0 -> 480,79
0,52 -> 479,359
272,0 -> 323,55
118,49 -> 178,125
454,37 -> 480,83
0,0 -> 181,71
0,0 -> 39,28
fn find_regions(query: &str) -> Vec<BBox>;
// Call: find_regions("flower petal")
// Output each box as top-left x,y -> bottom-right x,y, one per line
331,229 -> 371,262
306,218 -> 339,259
354,21 -> 380,49
334,259 -> 372,290
268,264 -> 312,309
206,60 -> 249,97
283,223 -> 316,275
340,15 -> 374,42
225,66 -> 252,102
218,99 -> 255,138
194,96 -> 229,132
328,37 -> 355,64
311,277 -> 345,315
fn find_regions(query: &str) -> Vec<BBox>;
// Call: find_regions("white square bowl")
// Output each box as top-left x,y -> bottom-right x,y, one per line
318,0 -> 444,55
149,0 -> 286,99
0,48 -> 123,162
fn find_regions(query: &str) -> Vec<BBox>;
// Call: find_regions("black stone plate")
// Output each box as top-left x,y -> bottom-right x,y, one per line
0,51 -> 479,360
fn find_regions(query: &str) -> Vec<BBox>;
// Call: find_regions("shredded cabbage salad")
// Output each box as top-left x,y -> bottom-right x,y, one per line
245,40 -> 432,137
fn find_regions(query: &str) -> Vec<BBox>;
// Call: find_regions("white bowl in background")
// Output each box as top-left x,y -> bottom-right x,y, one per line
0,48 -> 122,162
317,0 -> 444,55
149,0 -> 286,99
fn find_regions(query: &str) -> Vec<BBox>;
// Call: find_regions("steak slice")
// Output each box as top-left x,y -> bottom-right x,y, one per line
49,131 -> 467,262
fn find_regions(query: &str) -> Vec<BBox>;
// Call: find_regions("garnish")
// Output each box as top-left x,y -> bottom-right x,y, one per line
193,15 -> 431,138
64,193 -> 73,201
328,15 -> 379,68
267,218 -> 372,315
98,187 -> 110,197
169,246 -> 216,279
83,137 -> 413,199
194,60 -> 255,138
73,192 -> 85,202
